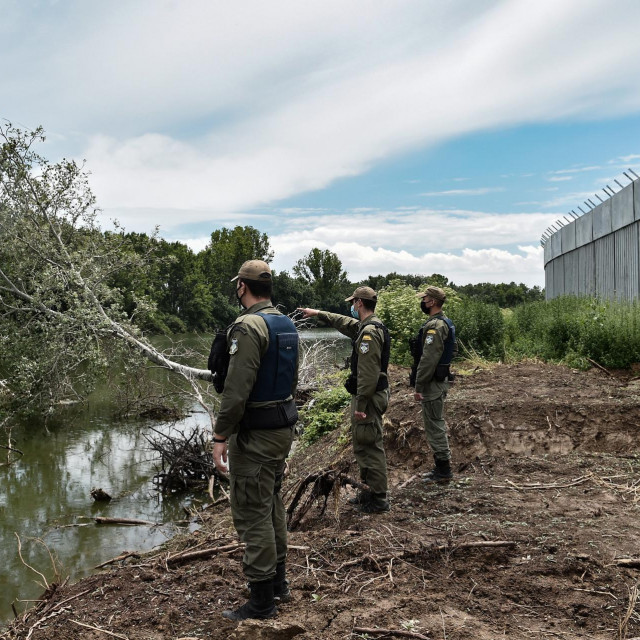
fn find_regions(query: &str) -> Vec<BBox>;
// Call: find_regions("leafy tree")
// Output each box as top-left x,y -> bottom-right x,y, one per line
456,281 -> 544,307
293,248 -> 350,312
272,270 -> 316,314
363,272 -> 451,292
0,123 -> 214,426
199,227 -> 272,299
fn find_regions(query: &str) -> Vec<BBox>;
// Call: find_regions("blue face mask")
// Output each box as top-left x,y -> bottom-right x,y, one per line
350,304 -> 359,319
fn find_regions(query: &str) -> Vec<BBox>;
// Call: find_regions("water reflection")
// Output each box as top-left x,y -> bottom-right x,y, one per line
0,408 -> 209,624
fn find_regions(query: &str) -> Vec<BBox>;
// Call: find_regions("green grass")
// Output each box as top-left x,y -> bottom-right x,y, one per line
505,296 -> 640,369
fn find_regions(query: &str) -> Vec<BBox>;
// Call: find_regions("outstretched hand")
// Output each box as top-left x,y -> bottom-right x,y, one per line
297,307 -> 319,319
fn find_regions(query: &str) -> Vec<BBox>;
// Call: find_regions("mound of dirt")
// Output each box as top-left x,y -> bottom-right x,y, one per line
5,362 -> 640,640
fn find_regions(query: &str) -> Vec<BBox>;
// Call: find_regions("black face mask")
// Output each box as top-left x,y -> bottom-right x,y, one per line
420,300 -> 429,314
236,285 -> 246,309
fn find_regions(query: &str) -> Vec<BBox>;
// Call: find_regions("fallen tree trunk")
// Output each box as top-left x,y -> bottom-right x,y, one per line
94,517 -> 156,526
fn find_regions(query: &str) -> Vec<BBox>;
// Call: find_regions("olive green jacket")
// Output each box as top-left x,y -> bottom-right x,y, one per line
317,311 -> 388,413
214,301 -> 299,439
415,311 -> 454,397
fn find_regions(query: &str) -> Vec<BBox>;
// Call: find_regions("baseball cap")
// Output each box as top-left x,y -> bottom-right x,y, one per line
345,286 -> 377,302
230,259 -> 272,282
415,286 -> 446,302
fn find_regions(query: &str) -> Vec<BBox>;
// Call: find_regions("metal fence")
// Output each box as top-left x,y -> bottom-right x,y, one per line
543,176 -> 640,300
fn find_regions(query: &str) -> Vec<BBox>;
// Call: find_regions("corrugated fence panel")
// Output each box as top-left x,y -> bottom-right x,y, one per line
614,222 -> 640,299
553,254 -> 565,297
544,178 -> 640,300
577,243 -> 595,297
595,235 -> 616,299
563,250 -> 579,296
544,240 -> 552,266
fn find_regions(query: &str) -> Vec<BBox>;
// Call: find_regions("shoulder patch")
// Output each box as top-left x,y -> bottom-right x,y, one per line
426,329 -> 437,334
362,335 -> 372,341
359,342 -> 370,354
425,335 -> 434,345
229,338 -> 239,355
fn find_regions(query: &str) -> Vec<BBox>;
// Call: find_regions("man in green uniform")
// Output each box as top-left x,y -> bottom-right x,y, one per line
298,286 -> 391,513
211,260 -> 299,621
412,286 -> 457,484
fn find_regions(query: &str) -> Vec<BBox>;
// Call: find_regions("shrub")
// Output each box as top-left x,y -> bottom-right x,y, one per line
505,296 -> 640,369
299,379 -> 351,445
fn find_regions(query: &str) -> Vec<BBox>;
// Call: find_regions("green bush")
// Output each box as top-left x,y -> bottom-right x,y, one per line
299,381 -> 351,445
505,296 -> 640,369
452,299 -> 505,360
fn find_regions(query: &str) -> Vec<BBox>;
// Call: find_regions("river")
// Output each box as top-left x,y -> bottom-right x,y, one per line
0,328 -> 349,624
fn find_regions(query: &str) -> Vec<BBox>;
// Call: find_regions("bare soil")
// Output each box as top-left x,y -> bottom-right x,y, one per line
4,361 -> 640,640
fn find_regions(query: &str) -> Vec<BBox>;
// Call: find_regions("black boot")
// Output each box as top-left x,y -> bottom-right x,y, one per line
358,492 -> 390,513
422,458 -> 453,484
273,562 -> 291,603
222,578 -> 277,621
348,490 -> 371,505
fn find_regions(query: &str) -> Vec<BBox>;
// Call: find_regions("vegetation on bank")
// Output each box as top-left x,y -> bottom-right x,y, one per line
298,376 -> 351,446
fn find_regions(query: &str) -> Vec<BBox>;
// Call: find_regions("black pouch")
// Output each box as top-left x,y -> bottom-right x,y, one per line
278,399 -> 299,427
207,330 -> 229,394
344,374 -> 357,395
409,366 -> 417,388
434,363 -> 450,382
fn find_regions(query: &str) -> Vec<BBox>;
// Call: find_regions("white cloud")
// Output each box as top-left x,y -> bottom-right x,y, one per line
550,165 -> 601,175
547,176 -> 573,182
616,154 -> 640,163
4,0 -> 640,222
271,238 -> 545,286
420,187 -> 505,196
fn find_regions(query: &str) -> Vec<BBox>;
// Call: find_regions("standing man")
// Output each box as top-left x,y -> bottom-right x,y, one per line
211,260 -> 299,621
298,286 -> 391,513
411,286 -> 457,484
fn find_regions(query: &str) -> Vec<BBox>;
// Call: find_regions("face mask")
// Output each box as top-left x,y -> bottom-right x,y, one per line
350,304 -> 359,319
236,285 -> 246,309
420,300 -> 429,314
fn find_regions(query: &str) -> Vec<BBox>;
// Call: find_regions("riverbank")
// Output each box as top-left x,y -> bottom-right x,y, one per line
3,362 -> 640,639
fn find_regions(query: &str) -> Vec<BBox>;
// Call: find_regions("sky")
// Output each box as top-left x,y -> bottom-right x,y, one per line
3,0 -> 640,288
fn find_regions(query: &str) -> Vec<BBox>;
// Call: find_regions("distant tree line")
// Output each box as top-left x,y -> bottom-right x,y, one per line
105,226 -> 543,334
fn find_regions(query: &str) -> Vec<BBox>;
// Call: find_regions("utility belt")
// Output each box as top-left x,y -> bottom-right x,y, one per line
239,398 -> 298,430
411,364 -> 455,387
344,374 -> 389,395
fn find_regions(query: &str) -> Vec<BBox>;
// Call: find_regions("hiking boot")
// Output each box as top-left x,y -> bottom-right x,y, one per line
348,490 -> 371,506
422,458 -> 453,484
273,562 -> 291,603
222,579 -> 277,621
358,493 -> 390,513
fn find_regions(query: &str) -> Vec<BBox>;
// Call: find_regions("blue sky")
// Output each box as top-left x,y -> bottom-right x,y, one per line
3,0 -> 640,287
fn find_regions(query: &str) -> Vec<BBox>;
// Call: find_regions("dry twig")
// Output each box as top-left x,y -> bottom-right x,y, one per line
353,627 -> 430,640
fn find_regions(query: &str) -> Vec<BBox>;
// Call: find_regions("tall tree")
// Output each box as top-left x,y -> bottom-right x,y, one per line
292,248 -> 349,311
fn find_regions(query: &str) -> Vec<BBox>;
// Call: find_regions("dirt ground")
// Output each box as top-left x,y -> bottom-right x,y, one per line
4,361 -> 640,640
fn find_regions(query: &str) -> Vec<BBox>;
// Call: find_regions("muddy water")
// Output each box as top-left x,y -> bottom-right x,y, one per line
0,328 -> 348,624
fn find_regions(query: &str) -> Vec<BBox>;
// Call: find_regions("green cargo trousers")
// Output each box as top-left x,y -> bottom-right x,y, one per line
350,387 -> 390,494
227,427 -> 294,582
421,387 -> 450,462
